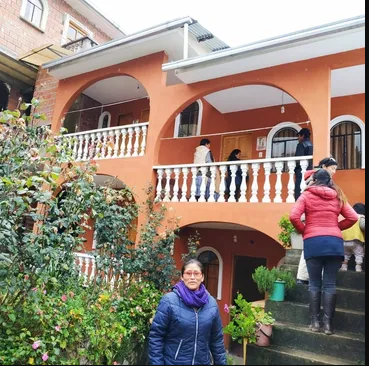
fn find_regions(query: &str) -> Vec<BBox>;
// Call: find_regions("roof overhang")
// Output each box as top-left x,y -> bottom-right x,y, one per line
63,0 -> 125,39
0,46 -> 37,88
162,15 -> 365,84
43,17 -> 225,80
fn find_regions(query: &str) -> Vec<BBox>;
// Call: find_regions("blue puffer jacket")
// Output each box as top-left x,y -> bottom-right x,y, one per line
149,290 -> 226,365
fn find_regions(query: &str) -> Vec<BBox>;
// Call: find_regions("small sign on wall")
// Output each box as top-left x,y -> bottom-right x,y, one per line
256,136 -> 267,151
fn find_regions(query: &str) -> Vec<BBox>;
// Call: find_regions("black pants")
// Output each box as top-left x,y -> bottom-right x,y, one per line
294,168 -> 302,200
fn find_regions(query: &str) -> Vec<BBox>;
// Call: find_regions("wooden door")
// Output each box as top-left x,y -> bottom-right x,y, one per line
221,133 -> 252,161
140,108 -> 150,122
205,263 -> 219,298
118,113 -> 134,126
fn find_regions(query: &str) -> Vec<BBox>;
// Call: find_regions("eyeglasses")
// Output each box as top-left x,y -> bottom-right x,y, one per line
183,271 -> 203,279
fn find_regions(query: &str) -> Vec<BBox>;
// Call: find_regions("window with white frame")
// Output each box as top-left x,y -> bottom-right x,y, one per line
98,111 -> 111,129
20,0 -> 48,30
330,116 -> 365,170
197,247 -> 223,300
174,100 -> 203,137
271,128 -> 299,160
62,14 -> 93,45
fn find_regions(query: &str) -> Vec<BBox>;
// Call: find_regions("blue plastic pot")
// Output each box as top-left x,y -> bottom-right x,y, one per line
269,280 -> 285,301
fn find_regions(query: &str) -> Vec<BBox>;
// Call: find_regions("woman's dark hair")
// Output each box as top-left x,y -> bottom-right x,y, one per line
311,169 -> 347,205
181,259 -> 204,275
316,157 -> 338,169
227,149 -> 241,161
353,203 -> 365,215
200,139 -> 211,146
297,128 -> 311,138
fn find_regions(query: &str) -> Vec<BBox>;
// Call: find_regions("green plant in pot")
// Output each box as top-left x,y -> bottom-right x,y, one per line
252,266 -> 296,302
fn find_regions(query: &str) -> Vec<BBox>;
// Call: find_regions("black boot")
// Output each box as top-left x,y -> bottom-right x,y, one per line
323,293 -> 337,335
309,291 -> 321,332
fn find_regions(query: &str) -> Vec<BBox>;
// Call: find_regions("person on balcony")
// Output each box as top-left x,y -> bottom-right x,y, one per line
193,139 -> 219,201
297,157 -> 339,285
290,169 -> 358,335
148,259 -> 227,365
294,128 -> 314,200
224,149 -> 248,201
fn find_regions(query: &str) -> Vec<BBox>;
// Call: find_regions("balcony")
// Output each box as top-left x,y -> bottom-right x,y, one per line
62,123 -> 149,161
153,156 -> 312,203
62,36 -> 98,53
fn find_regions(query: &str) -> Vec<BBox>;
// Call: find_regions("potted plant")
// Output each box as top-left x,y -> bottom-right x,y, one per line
278,214 -> 303,249
224,293 -> 275,364
252,266 -> 296,302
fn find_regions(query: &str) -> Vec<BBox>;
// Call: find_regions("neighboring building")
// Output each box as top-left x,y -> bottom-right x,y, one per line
37,14 -> 366,342
0,0 -> 124,113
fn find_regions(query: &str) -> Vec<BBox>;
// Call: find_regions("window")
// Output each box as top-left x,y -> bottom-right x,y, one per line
196,247 -> 223,300
271,127 -> 298,160
174,100 -> 203,137
98,112 -> 111,129
331,121 -> 362,170
20,0 -> 48,30
67,22 -> 87,42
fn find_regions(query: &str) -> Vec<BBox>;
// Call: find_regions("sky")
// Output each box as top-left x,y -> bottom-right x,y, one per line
90,0 -> 365,47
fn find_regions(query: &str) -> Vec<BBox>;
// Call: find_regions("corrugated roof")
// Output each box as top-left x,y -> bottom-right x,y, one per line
189,22 -> 229,52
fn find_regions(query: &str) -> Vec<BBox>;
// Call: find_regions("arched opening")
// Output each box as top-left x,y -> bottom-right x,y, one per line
98,111 -> 111,129
174,100 -> 203,137
0,81 -> 10,111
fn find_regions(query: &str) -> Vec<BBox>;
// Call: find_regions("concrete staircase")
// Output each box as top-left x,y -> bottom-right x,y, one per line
246,249 -> 365,365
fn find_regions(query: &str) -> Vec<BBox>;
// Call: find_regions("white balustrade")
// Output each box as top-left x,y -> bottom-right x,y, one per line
63,123 -> 149,161
153,156 -> 312,204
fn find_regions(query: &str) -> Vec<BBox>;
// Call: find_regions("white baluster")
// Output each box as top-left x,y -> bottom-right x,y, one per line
125,128 -> 134,157
287,161 -> 296,203
139,125 -> 148,156
218,165 -> 227,203
100,131 -> 108,159
95,132 -> 102,159
300,159 -> 309,193
132,127 -> 141,157
180,167 -> 189,202
262,162 -> 272,203
250,163 -> 260,203
171,168 -> 180,202
198,167 -> 207,202
77,135 -> 84,161
207,166 -> 217,202
155,169 -> 164,202
72,137 -> 78,160
82,134 -> 90,161
83,256 -> 90,284
89,133 -> 96,159
90,257 -> 96,281
163,168 -> 172,202
67,137 -> 72,151
239,164 -> 248,203
113,129 -> 120,158
119,129 -> 127,157
78,256 -> 83,278
107,130 -> 114,158
228,164 -> 238,202
189,167 -> 198,202
274,161 -> 284,203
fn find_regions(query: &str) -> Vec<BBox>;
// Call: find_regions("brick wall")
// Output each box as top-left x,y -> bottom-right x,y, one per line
0,0 -> 111,56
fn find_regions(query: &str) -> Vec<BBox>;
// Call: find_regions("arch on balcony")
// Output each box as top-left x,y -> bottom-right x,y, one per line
98,111 -> 111,129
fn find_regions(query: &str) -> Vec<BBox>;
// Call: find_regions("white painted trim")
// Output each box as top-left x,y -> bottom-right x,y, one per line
266,121 -> 301,158
196,246 -> 223,300
174,99 -> 203,137
20,0 -> 49,31
98,111 -> 111,129
330,115 -> 365,169
62,13 -> 94,45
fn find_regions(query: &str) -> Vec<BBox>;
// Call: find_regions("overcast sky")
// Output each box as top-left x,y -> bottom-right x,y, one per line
90,0 -> 365,46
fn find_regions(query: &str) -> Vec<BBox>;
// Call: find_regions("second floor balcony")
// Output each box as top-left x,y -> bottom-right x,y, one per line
62,36 -> 98,53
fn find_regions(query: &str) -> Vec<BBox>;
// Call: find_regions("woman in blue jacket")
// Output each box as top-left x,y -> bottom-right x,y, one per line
148,259 -> 226,365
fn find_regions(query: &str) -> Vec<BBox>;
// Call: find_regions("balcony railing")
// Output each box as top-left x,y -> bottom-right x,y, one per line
153,156 -> 312,203
62,123 -> 149,161
62,36 -> 98,53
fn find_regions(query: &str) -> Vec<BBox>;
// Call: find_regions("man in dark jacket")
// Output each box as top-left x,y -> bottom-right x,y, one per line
294,128 -> 314,200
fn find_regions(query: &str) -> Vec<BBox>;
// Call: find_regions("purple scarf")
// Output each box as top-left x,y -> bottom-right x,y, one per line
173,281 -> 209,308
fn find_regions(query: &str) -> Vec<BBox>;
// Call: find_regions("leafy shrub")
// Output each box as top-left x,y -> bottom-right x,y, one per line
277,214 -> 296,249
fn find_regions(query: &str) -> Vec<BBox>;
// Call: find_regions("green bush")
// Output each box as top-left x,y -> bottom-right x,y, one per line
277,214 -> 296,249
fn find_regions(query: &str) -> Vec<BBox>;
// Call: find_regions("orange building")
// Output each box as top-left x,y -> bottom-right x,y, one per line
40,15 -> 365,334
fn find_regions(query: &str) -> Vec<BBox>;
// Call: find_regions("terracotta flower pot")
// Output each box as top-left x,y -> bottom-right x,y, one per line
255,323 -> 273,347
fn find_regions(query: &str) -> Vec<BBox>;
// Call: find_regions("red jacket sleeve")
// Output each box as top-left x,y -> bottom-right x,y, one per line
338,203 -> 359,231
289,195 -> 306,234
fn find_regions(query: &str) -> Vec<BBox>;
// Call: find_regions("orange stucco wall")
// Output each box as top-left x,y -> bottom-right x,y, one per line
48,48 -> 365,257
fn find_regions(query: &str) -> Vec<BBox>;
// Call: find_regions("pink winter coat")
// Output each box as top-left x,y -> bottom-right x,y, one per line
289,186 -> 358,240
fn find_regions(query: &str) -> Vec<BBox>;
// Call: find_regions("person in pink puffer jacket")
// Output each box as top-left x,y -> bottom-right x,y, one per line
290,169 -> 358,335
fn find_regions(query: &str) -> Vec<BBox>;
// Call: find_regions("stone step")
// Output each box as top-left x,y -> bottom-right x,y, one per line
286,284 -> 365,312
281,264 -> 365,290
266,301 -> 365,335
246,344 -> 358,365
284,253 -> 302,266
272,322 -> 365,361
